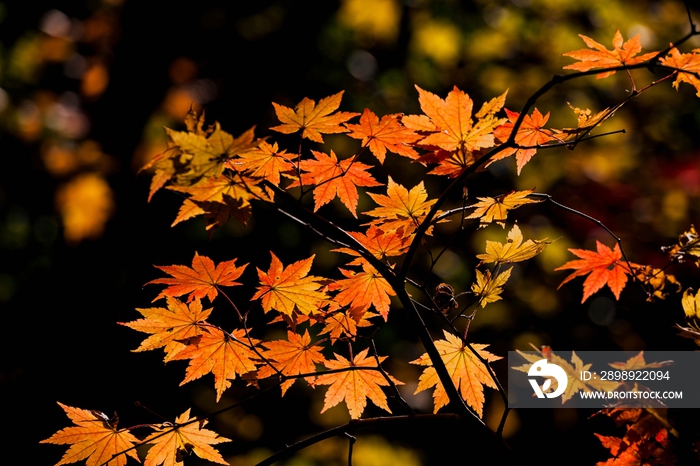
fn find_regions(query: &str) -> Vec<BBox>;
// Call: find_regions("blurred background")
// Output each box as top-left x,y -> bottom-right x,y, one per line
2,0 -> 700,464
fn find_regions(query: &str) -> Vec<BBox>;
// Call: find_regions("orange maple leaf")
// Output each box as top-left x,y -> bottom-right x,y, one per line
491,108 -> 553,174
170,327 -> 259,401
410,85 -> 500,153
41,402 -> 140,466
315,348 -> 403,419
120,296 -> 212,360
594,408 -> 675,465
364,176 -> 437,233
562,29 -> 658,79
287,149 -> 382,217
331,224 -> 412,262
143,408 -> 231,466
230,140 -> 293,186
148,252 -> 248,303
333,258 -> 395,320
317,309 -> 377,343
555,241 -> 633,303
410,331 -> 501,417
257,329 -> 328,395
270,91 -> 359,143
251,252 -> 330,316
344,109 -> 421,162
660,46 -> 700,97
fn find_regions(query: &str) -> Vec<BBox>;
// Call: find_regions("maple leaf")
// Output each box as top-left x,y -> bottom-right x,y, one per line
682,288 -> 700,324
147,252 -> 247,303
471,267 -> 512,308
491,108 -> 553,174
270,91 -> 359,143
251,252 -> 330,316
317,309 -> 377,343
660,47 -> 700,97
562,29 -> 658,79
552,102 -> 623,143
555,241 -> 632,303
168,173 -> 271,230
172,197 -> 253,232
608,351 -> 674,371
257,330 -> 327,395
476,224 -> 549,265
229,140 -> 293,186
513,350 -> 618,403
170,123 -> 260,188
331,224 -> 412,262
41,402 -> 140,466
315,348 -> 402,419
170,327 -> 259,401
143,408 -> 231,466
364,176 -> 437,233
344,109 -> 421,162
420,148 -> 477,178
466,189 -> 542,228
411,331 -> 501,417
333,258 -> 396,320
593,408 -> 676,465
287,149 -> 382,217
410,85 -> 503,153
120,296 -> 212,359
677,288 -> 700,345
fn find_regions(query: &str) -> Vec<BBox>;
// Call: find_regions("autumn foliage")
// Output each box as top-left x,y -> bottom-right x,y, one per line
42,13 -> 700,466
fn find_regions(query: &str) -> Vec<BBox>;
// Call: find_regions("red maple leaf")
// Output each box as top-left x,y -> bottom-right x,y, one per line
555,241 -> 633,303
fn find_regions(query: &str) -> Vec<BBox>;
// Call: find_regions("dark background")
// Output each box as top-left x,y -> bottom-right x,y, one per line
2,0 -> 700,464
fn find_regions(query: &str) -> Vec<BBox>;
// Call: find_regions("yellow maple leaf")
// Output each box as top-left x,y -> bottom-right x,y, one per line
466,189 -> 542,228
410,331 -> 501,417
471,267 -> 512,308
513,349 -> 619,403
476,224 -> 549,265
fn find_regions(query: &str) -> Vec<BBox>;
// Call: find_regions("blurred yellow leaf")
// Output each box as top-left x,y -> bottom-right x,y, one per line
56,173 -> 114,244
338,0 -> 401,44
